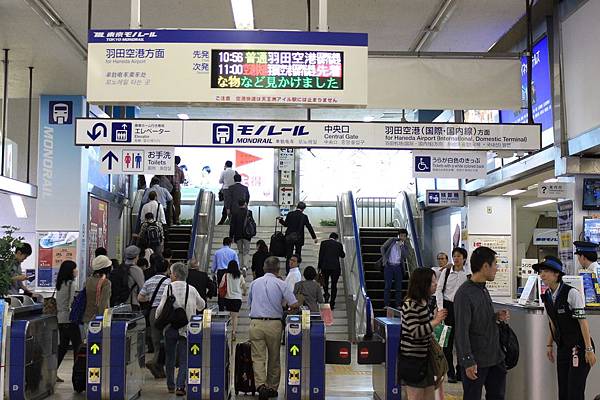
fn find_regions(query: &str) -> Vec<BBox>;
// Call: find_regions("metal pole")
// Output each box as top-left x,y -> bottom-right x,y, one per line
87,0 -> 93,118
526,0 -> 534,124
130,0 -> 141,29
27,67 -> 33,183
1,49 -> 9,177
318,0 -> 327,32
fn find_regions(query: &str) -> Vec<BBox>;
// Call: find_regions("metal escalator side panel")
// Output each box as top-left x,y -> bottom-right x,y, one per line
209,321 -> 229,400
309,321 -> 325,400
8,320 -> 27,400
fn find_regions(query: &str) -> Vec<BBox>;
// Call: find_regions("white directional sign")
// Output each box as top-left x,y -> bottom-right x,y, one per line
537,181 -> 571,199
76,119 -> 542,151
412,150 -> 487,179
100,147 -> 175,174
77,119 -> 183,146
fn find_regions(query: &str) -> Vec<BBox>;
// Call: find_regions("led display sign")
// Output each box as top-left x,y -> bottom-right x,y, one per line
211,49 -> 344,90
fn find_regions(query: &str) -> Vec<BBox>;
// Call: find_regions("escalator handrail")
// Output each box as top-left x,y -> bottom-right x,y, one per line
187,188 -> 205,261
349,191 -> 368,291
401,191 -> 423,268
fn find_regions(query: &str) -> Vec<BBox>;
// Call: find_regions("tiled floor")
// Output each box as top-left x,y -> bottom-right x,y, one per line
52,345 -> 464,399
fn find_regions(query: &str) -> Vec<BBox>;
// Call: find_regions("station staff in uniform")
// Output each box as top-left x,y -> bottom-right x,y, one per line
534,256 -> 596,400
248,256 -> 299,400
574,240 -> 600,275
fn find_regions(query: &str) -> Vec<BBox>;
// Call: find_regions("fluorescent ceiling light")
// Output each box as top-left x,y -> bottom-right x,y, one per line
362,116 -> 376,122
544,178 -> 559,183
523,199 -> 556,208
527,183 -> 539,191
10,195 -> 28,219
231,0 -> 254,30
177,113 -> 190,120
503,189 -> 527,196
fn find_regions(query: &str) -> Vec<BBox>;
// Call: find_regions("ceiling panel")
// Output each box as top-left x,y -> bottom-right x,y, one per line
427,0 -> 525,51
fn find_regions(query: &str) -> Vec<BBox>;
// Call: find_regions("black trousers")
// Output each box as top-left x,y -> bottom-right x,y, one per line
58,322 -> 82,368
557,345 -> 591,400
323,269 -> 341,308
285,241 -> 303,273
461,363 -> 506,400
217,269 -> 227,311
443,300 -> 457,379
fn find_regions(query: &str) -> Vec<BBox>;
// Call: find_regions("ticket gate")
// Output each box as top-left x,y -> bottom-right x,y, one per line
86,307 -> 145,400
357,310 -> 401,400
284,310 -> 352,400
187,309 -> 231,400
4,295 -> 58,400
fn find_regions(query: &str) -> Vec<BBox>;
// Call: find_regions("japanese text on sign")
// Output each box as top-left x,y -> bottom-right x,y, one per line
211,50 -> 343,90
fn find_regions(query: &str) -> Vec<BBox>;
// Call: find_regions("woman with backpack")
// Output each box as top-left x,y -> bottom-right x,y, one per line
55,260 -> 81,382
156,262 -> 205,396
219,260 -> 246,342
83,255 -> 112,324
293,266 -> 325,312
398,268 -> 448,400
535,255 -> 596,400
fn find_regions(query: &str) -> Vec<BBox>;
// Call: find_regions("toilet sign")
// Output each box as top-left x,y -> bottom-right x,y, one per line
100,146 -> 175,174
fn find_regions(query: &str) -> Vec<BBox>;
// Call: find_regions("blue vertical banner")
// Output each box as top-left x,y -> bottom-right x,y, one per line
500,36 -> 553,143
36,95 -> 86,231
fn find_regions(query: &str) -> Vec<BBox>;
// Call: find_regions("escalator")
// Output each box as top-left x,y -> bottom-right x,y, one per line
359,228 -> 409,316
167,225 -> 193,264
358,192 -> 423,317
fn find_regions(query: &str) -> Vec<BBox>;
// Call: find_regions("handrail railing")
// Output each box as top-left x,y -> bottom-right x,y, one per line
393,192 -> 424,269
130,189 -> 146,240
337,191 -> 373,342
188,189 -> 215,272
355,197 -> 395,227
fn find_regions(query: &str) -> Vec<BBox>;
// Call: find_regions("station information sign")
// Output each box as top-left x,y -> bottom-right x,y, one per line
76,119 -> 542,152
211,50 -> 343,90
87,29 -> 367,107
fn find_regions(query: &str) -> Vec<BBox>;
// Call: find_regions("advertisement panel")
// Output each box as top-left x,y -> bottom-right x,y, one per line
88,196 -> 108,268
175,147 -> 274,202
37,232 -> 78,288
500,36 -> 553,145
76,119 -> 542,152
557,200 -> 574,274
468,235 -> 513,297
87,29 -> 368,107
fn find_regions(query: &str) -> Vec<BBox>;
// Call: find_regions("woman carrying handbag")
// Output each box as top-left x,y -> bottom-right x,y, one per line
398,268 -> 448,400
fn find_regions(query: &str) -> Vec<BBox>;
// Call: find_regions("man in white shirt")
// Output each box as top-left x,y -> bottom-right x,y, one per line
218,160 -> 236,225
434,252 -> 451,279
140,191 -> 167,224
142,177 -> 173,209
435,247 -> 470,383
284,255 -> 302,292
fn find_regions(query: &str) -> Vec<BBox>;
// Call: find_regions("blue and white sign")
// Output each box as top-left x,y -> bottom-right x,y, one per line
413,150 -> 487,179
426,190 -> 465,207
86,29 -> 368,107
99,146 -> 175,174
76,119 -> 183,146
77,119 -> 541,151
500,36 -> 553,144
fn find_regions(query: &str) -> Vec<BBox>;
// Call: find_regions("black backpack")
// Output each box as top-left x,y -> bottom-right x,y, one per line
154,284 -> 190,330
109,263 -> 135,306
243,210 -> 257,238
145,221 -> 162,247
498,321 -> 519,370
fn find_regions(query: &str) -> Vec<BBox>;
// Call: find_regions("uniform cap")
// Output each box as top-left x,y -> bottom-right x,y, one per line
532,257 -> 564,275
574,240 -> 599,254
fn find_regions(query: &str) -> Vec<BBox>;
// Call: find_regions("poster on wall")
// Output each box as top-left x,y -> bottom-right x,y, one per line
88,196 -> 109,267
557,200 -> 574,274
468,235 -> 513,297
37,232 -> 79,288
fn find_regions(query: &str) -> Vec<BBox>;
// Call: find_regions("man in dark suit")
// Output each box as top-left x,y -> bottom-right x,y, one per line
229,199 -> 254,269
317,232 -> 345,309
187,259 -> 214,302
225,173 -> 250,218
277,202 -> 317,272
